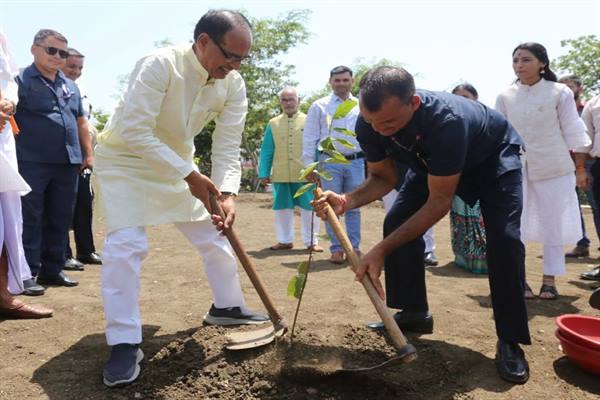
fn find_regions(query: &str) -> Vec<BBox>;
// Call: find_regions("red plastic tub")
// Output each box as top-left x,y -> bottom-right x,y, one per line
555,314 -> 600,351
555,329 -> 600,375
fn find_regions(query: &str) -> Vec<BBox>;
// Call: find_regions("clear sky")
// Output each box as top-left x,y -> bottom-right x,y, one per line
1,0 -> 599,112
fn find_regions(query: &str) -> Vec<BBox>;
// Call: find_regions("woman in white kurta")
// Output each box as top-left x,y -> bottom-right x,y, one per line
496,42 -> 590,299
0,28 -> 52,318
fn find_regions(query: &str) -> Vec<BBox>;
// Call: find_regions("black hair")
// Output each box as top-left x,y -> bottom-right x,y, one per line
67,47 -> 84,58
512,42 -> 557,82
193,10 -> 251,43
329,65 -> 353,77
358,66 -> 415,112
33,29 -> 68,45
558,74 -> 583,87
452,83 -> 478,100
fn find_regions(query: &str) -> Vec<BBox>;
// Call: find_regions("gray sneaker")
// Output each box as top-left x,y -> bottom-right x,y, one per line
103,344 -> 144,387
203,304 -> 269,326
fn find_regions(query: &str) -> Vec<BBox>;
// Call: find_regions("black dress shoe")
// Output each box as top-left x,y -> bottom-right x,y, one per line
77,252 -> 102,265
367,310 -> 434,333
36,272 -> 79,287
495,340 -> 529,384
424,251 -> 439,267
581,266 -> 600,281
22,278 -> 45,296
590,287 -> 600,310
64,258 -> 85,271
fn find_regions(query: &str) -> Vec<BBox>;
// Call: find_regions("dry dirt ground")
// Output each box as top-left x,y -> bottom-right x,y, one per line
1,193 -> 600,400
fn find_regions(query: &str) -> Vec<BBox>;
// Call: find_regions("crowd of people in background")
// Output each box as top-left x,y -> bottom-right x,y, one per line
1,8 -> 600,388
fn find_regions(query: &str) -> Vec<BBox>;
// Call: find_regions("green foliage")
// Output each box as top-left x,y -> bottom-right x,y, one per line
287,274 -> 305,298
332,98 -> 358,119
293,182 -> 315,198
194,9 -> 312,188
552,35 -> 600,96
91,109 -> 110,132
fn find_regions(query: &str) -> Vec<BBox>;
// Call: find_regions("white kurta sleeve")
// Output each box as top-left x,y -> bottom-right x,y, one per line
557,87 -> 591,153
494,94 -> 507,117
302,102 -> 322,166
116,55 -> 194,181
584,96 -> 600,158
210,74 -> 247,195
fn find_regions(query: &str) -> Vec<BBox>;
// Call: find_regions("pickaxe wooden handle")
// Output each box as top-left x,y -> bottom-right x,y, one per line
209,194 -> 286,331
316,187 -> 417,362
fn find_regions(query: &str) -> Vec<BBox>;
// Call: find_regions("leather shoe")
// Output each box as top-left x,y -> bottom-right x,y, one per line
0,301 -> 53,319
367,310 -> 434,333
581,266 -> 600,281
22,278 -> 45,296
590,287 -> 600,310
64,258 -> 85,271
329,251 -> 345,264
565,245 -> 590,258
424,251 -> 438,267
495,340 -> 529,384
77,252 -> 102,265
36,271 -> 79,287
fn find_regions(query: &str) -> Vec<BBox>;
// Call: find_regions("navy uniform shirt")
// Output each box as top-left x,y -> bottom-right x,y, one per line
14,63 -> 84,164
357,90 -> 524,204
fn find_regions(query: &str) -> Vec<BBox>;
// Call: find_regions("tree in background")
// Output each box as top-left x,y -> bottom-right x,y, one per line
552,35 -> 600,97
195,9 -> 311,191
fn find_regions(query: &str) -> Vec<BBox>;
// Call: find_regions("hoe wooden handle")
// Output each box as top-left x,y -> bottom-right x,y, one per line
209,194 -> 285,329
316,188 -> 416,360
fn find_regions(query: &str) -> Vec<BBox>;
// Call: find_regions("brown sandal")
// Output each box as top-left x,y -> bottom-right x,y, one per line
539,284 -> 558,300
269,243 -> 293,251
524,283 -> 535,300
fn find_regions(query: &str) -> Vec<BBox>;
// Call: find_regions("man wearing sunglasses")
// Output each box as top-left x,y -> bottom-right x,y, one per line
14,29 -> 93,295
94,10 -> 267,387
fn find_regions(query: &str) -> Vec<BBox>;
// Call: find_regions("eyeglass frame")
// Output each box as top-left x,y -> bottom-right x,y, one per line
205,33 -> 250,63
35,44 -> 69,59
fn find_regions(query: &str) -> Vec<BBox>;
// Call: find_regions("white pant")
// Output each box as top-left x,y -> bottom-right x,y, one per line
542,244 -> 566,276
274,209 -> 320,247
382,189 -> 435,253
101,220 -> 245,345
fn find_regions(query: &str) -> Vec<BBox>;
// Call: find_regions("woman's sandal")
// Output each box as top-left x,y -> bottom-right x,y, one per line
539,284 -> 559,300
524,283 -> 535,300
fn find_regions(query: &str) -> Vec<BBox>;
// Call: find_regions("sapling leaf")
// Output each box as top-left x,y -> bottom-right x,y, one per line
314,169 -> 332,180
299,162 -> 319,180
332,137 -> 355,149
297,261 -> 309,275
327,151 -> 351,164
294,182 -> 315,198
332,99 -> 358,120
333,127 -> 357,137
287,275 -> 305,298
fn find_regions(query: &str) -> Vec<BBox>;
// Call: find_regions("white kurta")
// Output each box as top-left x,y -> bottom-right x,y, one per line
95,44 -> 247,234
496,80 -> 590,245
1,28 -> 33,293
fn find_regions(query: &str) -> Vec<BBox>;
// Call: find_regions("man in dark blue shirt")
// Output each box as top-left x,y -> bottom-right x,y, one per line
15,29 -> 93,293
314,66 -> 530,384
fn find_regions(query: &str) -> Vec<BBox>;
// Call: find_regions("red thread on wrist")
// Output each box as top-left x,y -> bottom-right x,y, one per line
339,193 -> 347,214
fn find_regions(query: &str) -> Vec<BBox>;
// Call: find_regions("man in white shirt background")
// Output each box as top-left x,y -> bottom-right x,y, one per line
61,48 -> 102,271
303,66 -> 364,264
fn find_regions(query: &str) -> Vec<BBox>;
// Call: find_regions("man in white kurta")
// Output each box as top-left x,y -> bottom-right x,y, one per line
94,11 -> 267,387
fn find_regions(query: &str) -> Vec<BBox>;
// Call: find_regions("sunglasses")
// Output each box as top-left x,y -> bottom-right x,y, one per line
36,44 -> 69,59
206,34 -> 250,63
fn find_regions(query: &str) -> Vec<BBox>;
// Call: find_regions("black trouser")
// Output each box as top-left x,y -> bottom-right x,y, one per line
19,161 -> 79,276
384,168 -> 531,345
66,172 -> 96,258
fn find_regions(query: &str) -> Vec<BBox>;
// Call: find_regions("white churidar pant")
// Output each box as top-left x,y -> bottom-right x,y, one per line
101,220 -> 245,345
273,209 -> 320,247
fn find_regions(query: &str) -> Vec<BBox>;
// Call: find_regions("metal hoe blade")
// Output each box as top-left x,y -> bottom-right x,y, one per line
225,325 -> 287,350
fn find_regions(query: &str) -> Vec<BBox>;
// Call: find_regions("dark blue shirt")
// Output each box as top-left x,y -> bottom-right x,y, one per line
357,90 -> 524,203
14,63 -> 84,164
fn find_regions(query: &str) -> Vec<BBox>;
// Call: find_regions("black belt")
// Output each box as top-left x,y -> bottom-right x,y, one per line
344,151 -> 365,160
321,151 -> 364,160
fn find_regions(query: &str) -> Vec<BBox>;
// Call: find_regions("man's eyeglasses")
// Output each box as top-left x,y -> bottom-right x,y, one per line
207,34 -> 250,63
36,45 -> 69,59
